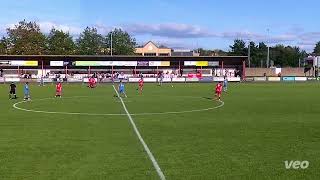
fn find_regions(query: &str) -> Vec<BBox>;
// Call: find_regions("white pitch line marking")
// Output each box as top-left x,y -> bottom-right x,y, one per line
112,85 -> 166,180
13,96 -> 224,116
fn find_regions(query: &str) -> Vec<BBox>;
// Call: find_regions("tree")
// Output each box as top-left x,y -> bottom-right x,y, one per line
0,37 -> 8,54
270,45 -> 305,67
195,48 -> 213,56
255,42 -> 268,67
47,28 -> 76,55
105,28 -> 136,55
247,41 -> 257,67
76,27 -> 105,55
313,41 -> 320,56
228,39 -> 247,56
247,42 -> 268,67
213,49 -> 228,56
6,20 -> 47,55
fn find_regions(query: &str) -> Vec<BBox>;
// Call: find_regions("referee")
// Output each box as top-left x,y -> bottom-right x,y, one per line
9,82 -> 17,99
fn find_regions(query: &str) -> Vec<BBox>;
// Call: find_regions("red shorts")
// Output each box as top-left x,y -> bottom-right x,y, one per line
216,91 -> 221,95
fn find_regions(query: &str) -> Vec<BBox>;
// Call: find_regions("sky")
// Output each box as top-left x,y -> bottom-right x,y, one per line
0,0 -> 319,52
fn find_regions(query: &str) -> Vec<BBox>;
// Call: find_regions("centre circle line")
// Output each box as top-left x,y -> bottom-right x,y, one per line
12,96 -> 224,116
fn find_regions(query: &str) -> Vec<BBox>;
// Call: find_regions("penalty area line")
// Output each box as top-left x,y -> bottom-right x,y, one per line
112,85 -> 166,180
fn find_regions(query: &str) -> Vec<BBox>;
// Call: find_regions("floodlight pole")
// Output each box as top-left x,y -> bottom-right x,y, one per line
110,31 -> 113,56
267,29 -> 270,68
242,60 -> 246,80
41,61 -> 44,78
247,39 -> 251,68
315,57 -> 318,77
267,46 -> 270,68
221,61 -> 224,77
316,57 -> 320,78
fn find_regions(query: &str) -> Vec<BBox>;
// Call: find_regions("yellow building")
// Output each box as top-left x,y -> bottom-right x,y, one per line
135,41 -> 171,56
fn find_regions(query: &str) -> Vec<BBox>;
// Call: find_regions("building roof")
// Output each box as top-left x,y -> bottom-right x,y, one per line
137,41 -> 171,50
0,55 -> 247,65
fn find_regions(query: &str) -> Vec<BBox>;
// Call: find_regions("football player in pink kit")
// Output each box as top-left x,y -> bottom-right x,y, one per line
138,77 -> 144,94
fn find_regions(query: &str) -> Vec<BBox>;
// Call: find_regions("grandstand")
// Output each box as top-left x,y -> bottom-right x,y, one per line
1,55 -> 319,84
0,55 -> 246,83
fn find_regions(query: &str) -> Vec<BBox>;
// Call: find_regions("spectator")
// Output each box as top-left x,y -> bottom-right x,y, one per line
0,68 -> 3,77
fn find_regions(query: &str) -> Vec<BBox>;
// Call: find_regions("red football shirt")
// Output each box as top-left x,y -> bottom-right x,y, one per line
139,79 -> 144,86
215,84 -> 222,92
56,83 -> 62,91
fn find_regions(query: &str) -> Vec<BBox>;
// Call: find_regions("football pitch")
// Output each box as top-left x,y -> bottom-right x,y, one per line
0,82 -> 320,180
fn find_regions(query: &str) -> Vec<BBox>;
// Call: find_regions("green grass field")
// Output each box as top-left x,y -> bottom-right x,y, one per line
0,82 -> 320,180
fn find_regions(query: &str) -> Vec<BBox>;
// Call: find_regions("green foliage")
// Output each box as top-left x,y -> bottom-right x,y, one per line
313,41 -> 320,56
270,45 -> 306,67
76,27 -> 106,55
255,42 -> 268,67
1,21 -> 138,56
195,48 -> 212,56
0,37 -> 8,55
47,28 -> 76,55
228,39 -> 247,56
213,49 -> 228,56
227,40 -> 307,67
193,48 -> 227,56
105,28 -> 137,55
6,20 -> 47,55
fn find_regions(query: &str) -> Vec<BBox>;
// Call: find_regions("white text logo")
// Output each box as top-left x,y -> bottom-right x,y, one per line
284,160 -> 309,169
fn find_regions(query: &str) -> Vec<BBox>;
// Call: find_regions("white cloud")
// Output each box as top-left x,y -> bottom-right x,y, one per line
221,31 -> 297,44
299,32 -> 320,41
136,37 -> 195,50
122,23 -> 216,38
38,21 -> 82,35
0,21 -> 83,36
1,21 -> 320,52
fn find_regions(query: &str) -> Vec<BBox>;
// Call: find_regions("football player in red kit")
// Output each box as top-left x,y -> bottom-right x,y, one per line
138,77 -> 144,94
215,82 -> 223,101
88,77 -> 96,88
55,82 -> 62,97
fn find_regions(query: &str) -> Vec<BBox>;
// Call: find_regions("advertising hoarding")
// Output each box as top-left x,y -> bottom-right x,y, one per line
184,61 -> 209,66
76,61 -> 138,66
282,77 -> 295,81
137,61 -> 149,66
295,77 -> 307,81
268,77 -> 281,82
5,61 -> 39,66
208,61 -> 219,66
196,61 -> 208,66
149,61 -> 170,66
50,61 -> 64,67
